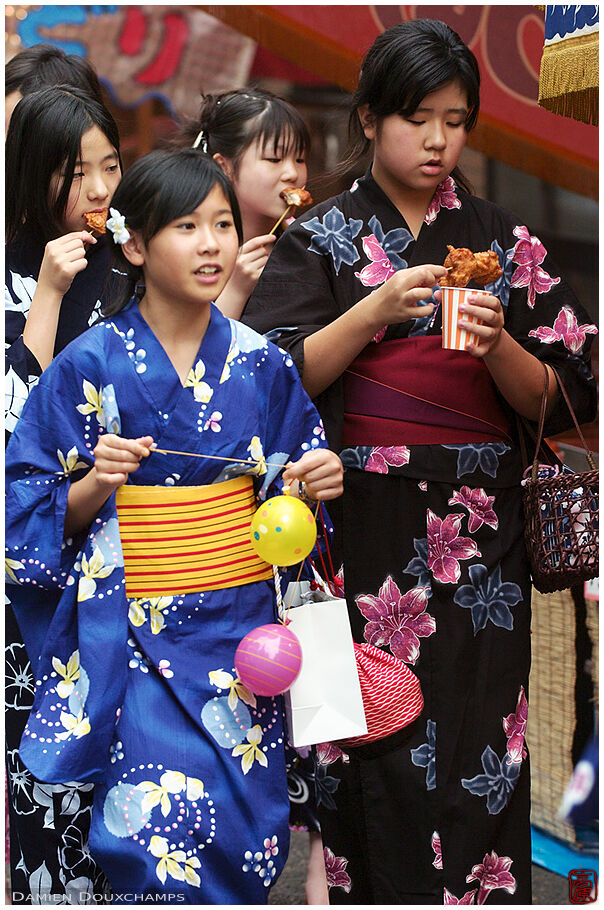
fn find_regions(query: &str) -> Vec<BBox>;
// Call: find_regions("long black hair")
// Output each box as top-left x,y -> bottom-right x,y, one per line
103,149 -> 243,316
5,84 -> 121,250
176,87 -> 310,172
340,19 -> 480,192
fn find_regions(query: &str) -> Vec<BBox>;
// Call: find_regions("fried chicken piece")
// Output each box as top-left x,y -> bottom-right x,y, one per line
443,245 -> 476,287
83,209 -> 108,234
443,244 -> 502,288
279,187 -> 313,207
472,250 -> 503,285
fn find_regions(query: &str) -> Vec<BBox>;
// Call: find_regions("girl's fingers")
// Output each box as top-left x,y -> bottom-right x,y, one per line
459,301 -> 500,319
99,435 -> 151,459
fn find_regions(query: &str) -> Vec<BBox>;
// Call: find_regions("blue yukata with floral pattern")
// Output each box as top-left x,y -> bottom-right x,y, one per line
5,300 -> 329,904
244,170 -> 597,904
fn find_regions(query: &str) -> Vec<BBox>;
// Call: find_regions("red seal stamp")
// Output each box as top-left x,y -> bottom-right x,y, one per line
569,869 -> 597,904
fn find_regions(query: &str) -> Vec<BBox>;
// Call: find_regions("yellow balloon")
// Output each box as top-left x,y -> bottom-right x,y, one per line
250,494 -> 317,566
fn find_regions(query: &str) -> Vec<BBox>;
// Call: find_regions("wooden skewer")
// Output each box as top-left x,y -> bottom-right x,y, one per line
269,204 -> 294,235
151,446 -> 288,470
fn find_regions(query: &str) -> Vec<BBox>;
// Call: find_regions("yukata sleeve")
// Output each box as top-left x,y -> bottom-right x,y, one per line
5,332 -> 113,594
254,343 -> 328,503
5,270 -> 43,437
243,218 -> 340,378
498,222 -> 597,436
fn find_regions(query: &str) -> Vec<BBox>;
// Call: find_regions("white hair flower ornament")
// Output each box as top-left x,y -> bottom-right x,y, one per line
105,208 -> 131,245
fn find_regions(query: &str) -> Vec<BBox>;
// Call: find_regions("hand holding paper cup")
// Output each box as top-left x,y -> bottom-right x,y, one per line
440,245 -> 503,351
441,286 -> 490,351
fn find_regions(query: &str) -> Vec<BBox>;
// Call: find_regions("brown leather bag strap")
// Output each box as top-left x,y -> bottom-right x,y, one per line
549,365 -> 597,469
531,363 -> 550,480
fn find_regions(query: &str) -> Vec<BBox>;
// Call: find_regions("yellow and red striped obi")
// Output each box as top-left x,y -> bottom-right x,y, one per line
116,476 -> 272,598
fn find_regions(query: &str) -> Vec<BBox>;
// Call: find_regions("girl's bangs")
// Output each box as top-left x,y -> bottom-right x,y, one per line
257,104 -> 310,157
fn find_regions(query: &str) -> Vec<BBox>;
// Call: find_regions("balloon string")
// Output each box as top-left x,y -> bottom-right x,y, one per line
318,503 -> 338,589
153,445 -> 322,621
281,501 -> 321,624
152,446 -> 288,470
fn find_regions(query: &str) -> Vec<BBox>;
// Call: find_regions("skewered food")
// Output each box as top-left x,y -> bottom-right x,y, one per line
443,244 -> 502,287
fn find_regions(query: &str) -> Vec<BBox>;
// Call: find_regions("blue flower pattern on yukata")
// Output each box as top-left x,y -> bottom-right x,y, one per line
302,206 -> 363,275
485,240 -> 514,308
339,446 -> 372,470
367,215 -> 413,270
411,719 -> 436,790
461,745 -> 520,814
404,538 -> 432,598
443,442 -> 511,478
454,564 -> 522,635
312,760 -> 340,810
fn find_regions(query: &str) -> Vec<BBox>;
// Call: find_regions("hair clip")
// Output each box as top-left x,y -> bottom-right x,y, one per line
105,208 -> 131,245
192,128 -> 209,154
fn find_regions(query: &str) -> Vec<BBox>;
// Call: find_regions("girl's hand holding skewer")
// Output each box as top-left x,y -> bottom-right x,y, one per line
367,263 -> 448,329
216,234 -> 277,317
37,231 -> 97,298
282,449 -> 343,502
65,434 -> 154,538
92,434 -> 155,491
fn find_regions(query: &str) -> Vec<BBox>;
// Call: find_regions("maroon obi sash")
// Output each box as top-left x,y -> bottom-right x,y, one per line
343,335 -> 512,446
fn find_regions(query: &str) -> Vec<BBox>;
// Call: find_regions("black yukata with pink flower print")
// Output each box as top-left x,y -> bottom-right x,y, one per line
243,170 -> 597,904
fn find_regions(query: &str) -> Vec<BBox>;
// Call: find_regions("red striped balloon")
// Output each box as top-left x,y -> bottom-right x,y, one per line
235,623 -> 302,696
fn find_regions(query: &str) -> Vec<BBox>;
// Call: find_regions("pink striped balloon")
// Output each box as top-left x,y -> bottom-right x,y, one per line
235,623 -> 302,696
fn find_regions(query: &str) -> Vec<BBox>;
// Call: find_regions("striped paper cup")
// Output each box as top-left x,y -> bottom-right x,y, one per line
441,286 -> 489,351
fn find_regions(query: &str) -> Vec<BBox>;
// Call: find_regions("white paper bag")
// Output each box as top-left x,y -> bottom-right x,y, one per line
282,584 -> 367,748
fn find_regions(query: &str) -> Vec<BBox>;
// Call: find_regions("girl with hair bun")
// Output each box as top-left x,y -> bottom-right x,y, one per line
6,148 -> 343,904
177,87 -> 310,318
244,18 -> 597,904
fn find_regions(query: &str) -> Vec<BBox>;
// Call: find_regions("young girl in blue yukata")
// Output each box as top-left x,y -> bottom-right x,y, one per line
177,86 -> 330,902
243,18 -> 597,905
5,148 -> 343,904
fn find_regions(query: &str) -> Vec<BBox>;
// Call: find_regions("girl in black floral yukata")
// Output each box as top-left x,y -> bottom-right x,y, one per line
243,19 -> 597,906
5,85 -> 121,904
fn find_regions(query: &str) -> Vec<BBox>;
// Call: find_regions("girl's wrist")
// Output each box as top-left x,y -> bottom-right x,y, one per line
357,288 -> 389,335
481,327 -> 509,363
32,279 -> 65,308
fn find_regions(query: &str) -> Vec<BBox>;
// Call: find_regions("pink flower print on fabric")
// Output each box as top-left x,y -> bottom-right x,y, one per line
324,847 -> 352,893
365,445 -> 411,474
264,836 -> 279,859
427,510 -> 481,585
425,176 -> 461,225
444,888 -> 477,904
528,305 -> 598,354
466,851 -> 517,905
432,831 -> 443,870
356,576 -> 435,665
510,225 -> 560,308
316,741 -> 349,766
448,487 -> 498,534
503,685 -> 528,764
355,234 -> 396,287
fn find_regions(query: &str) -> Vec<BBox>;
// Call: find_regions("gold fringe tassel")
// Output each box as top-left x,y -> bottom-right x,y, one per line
538,32 -> 599,126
